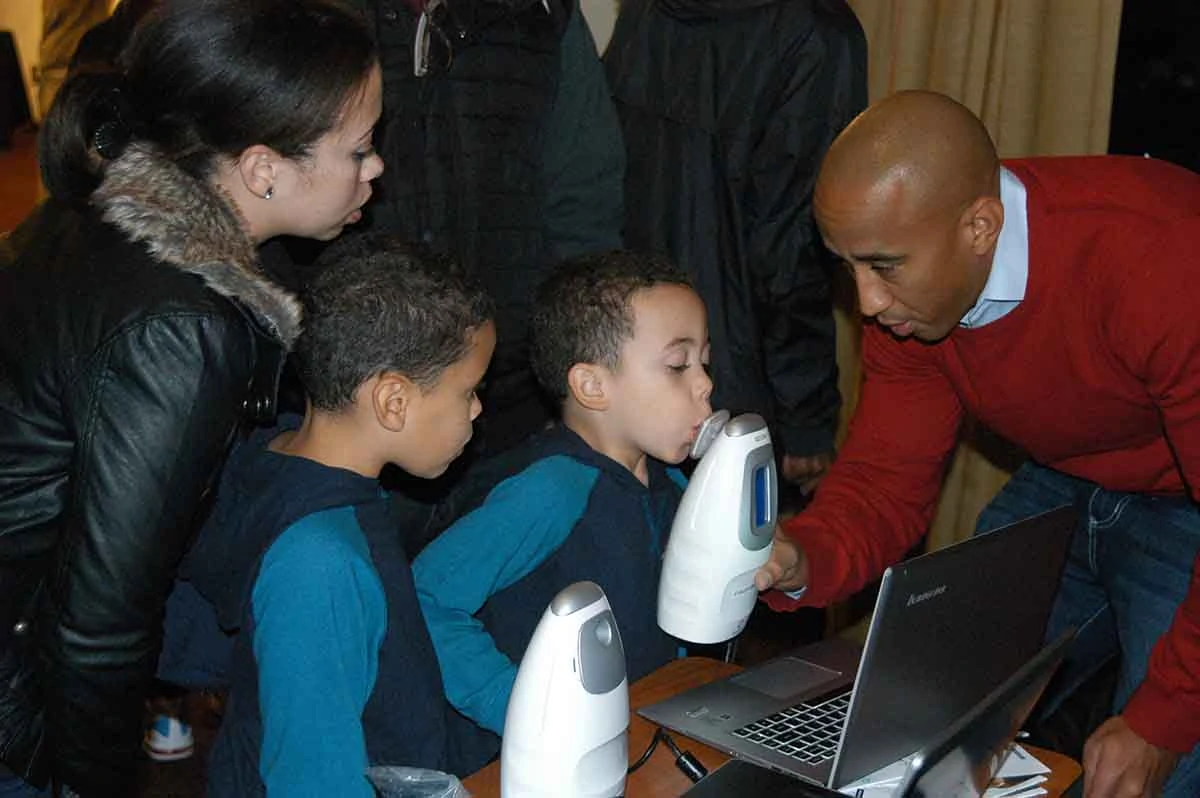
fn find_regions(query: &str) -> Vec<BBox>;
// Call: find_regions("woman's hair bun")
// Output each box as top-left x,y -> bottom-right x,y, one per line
89,82 -> 136,161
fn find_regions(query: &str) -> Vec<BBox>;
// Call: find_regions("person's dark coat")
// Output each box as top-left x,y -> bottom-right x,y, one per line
350,0 -> 625,457
0,143 -> 297,795
605,0 -> 867,457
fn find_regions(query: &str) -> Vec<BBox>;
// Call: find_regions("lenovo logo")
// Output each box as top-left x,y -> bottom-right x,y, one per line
906,585 -> 947,607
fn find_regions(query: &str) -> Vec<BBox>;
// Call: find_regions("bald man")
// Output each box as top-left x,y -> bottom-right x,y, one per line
755,90 -> 1200,798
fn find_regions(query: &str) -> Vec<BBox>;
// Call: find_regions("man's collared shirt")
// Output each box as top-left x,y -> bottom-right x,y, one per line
959,167 -> 1029,329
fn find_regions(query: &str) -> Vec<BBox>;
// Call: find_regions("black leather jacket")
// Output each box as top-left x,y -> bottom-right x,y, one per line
0,144 -> 298,795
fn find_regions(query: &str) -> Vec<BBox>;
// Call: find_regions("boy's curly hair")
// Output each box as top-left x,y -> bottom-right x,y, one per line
295,233 -> 493,411
530,250 -> 691,402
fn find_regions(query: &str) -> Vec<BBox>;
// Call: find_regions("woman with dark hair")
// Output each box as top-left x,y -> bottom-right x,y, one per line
0,1 -> 383,794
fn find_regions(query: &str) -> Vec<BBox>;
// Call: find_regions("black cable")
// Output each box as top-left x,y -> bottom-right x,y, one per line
626,729 -> 661,775
659,729 -> 709,783
627,728 -> 709,782
659,729 -> 685,758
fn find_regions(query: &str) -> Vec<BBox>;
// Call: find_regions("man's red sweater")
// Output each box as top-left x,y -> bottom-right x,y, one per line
774,156 -> 1200,753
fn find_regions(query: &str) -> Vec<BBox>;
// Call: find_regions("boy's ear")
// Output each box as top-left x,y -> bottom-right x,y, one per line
371,372 -> 415,432
567,363 -> 609,411
236,144 -> 281,201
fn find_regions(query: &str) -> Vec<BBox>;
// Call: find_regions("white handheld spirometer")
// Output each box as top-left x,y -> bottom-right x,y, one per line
500,581 -> 629,798
657,410 -> 777,644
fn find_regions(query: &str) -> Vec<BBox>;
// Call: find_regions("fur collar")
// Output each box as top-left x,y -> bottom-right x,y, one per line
93,143 -> 302,349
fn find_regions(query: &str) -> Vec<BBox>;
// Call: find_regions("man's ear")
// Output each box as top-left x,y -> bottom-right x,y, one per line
236,144 -> 282,201
371,372 -> 416,432
566,363 -> 609,411
965,195 -> 1004,255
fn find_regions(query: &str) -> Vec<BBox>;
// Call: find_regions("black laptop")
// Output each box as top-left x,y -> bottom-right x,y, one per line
682,628 -> 1074,797
644,506 -> 1076,789
896,627 -> 1073,796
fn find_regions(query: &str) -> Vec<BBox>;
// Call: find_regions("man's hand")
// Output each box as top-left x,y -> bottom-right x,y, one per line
754,526 -> 809,592
1083,715 -> 1180,798
782,451 -> 833,495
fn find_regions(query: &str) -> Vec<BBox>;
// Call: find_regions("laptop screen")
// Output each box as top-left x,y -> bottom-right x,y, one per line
898,628 -> 1074,797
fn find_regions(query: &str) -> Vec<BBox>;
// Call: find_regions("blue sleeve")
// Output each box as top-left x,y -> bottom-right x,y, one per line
413,456 -> 597,733
251,509 -> 386,798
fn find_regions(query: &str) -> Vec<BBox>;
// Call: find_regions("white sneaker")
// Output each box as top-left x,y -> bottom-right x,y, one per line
143,714 -> 194,762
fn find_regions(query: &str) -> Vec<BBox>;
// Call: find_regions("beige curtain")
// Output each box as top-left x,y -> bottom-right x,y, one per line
833,0 -> 1123,553
38,0 -> 109,118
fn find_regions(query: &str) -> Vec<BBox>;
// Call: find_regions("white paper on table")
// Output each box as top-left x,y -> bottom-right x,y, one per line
983,744 -> 1052,798
837,757 -> 910,796
836,744 -> 1052,798
995,744 -> 1052,779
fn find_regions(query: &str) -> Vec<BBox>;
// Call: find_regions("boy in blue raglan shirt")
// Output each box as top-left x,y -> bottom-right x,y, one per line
180,234 -> 495,796
413,251 -> 714,765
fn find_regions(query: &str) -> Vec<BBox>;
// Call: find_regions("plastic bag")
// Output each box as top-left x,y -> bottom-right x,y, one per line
366,766 -> 472,798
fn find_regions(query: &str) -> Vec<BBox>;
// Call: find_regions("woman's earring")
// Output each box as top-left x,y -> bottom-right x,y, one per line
263,186 -> 274,200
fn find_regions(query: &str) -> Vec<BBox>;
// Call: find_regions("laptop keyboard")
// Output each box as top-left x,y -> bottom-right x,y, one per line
730,692 -> 851,766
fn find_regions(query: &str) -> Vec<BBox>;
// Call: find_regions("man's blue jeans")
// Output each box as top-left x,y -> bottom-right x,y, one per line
0,774 -> 47,798
976,462 -> 1200,797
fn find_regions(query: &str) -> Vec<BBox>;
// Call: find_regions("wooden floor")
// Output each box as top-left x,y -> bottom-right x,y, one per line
0,127 -> 41,233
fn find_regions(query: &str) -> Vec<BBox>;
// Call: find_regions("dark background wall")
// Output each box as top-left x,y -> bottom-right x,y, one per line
1108,1 -> 1199,173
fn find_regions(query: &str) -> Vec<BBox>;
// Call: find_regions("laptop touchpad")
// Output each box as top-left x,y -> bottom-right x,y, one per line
733,658 -> 843,700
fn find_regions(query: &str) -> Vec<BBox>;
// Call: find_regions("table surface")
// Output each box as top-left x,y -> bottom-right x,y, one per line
462,656 -> 1081,797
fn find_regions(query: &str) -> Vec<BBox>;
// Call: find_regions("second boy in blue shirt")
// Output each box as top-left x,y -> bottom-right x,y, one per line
414,251 -> 713,763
